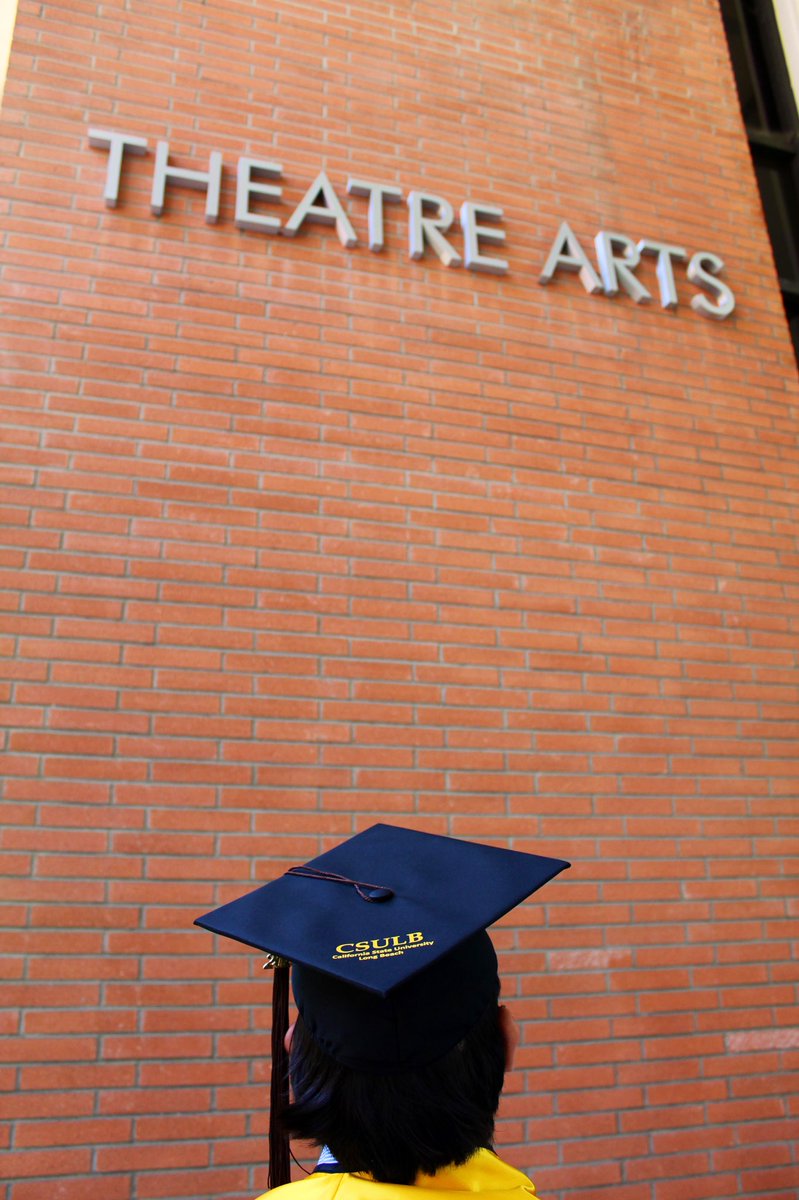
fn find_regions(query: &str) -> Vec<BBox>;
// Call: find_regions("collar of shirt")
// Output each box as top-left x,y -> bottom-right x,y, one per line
314,1147 -> 341,1174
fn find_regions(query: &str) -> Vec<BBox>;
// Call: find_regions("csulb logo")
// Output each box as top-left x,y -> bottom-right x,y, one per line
332,932 -> 434,961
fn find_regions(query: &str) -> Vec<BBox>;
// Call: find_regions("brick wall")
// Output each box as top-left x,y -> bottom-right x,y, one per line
1,1 -> 798,1198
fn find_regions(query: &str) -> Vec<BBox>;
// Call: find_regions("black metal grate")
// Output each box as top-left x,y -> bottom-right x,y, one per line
720,0 -> 799,363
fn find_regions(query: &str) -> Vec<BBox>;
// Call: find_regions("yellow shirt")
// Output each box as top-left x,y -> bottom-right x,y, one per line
258,1149 -> 538,1200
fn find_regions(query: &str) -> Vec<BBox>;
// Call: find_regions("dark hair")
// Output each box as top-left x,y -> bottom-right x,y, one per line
283,1001 -> 506,1185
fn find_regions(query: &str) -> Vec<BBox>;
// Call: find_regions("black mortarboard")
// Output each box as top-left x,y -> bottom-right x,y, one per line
195,824 -> 569,1186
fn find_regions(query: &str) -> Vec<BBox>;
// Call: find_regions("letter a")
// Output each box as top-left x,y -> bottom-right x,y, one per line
283,171 -> 358,248
538,220 -> 603,294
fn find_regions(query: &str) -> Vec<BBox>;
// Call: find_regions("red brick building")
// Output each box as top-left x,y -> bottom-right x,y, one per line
1,2 -> 798,1199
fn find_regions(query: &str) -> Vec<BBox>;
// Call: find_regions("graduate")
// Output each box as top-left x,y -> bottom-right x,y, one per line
196,824 -> 569,1199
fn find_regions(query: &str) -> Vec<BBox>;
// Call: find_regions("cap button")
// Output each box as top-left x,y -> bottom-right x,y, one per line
362,886 -> 393,902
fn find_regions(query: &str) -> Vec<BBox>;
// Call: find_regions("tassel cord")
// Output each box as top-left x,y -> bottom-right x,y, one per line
268,962 -> 291,1190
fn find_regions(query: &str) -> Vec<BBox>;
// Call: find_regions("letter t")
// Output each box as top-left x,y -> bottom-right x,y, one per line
88,128 -> 149,208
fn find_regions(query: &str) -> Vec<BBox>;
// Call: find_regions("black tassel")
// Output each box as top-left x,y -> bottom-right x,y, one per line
268,960 -> 291,1190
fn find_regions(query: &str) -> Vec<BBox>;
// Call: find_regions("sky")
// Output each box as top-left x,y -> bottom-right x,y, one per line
0,0 -> 19,108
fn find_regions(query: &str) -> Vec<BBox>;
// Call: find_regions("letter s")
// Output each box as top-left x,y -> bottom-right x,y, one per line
688,251 -> 735,320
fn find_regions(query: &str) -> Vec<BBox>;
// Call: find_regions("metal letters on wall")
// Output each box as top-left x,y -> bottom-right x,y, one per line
88,128 -> 736,321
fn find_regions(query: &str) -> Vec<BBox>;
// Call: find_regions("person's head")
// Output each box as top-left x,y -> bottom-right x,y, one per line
195,824 -> 568,1186
282,937 -> 517,1183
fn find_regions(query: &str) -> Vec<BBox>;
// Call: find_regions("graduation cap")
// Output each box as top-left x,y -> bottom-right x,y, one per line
195,823 -> 569,1186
